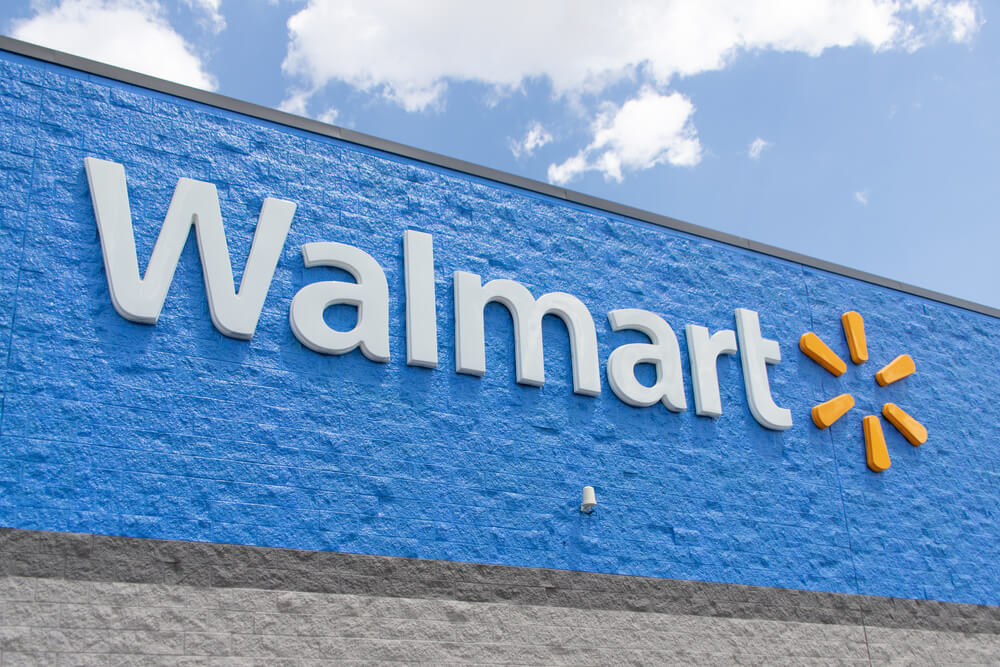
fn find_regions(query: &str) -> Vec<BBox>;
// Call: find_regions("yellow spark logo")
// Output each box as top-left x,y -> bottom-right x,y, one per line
800,311 -> 927,473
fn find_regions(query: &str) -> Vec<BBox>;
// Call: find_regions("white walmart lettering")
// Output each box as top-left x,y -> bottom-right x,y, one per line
85,159 -> 792,429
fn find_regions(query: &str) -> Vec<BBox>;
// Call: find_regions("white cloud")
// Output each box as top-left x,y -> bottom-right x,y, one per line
282,0 -> 980,112
547,88 -> 701,184
899,0 -> 981,47
280,0 -> 980,181
855,190 -> 869,205
748,137 -> 770,160
278,89 -> 310,115
943,1 -> 980,41
509,121 -> 553,159
183,0 -> 225,34
278,91 -> 340,126
12,0 -> 216,90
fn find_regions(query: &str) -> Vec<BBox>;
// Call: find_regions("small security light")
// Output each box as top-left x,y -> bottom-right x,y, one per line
581,486 -> 597,513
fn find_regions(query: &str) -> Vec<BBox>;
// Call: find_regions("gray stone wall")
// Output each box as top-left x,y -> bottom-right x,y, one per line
5,575 -> 1000,665
2,529 -> 999,665
2,575 -> 872,665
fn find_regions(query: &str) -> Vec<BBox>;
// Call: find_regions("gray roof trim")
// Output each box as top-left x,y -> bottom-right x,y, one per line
2,35 -> 995,319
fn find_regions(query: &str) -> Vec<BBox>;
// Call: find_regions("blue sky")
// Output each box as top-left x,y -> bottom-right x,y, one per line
2,1 -> 996,308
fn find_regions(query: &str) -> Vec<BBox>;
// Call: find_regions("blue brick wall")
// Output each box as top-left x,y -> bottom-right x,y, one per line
1,49 -> 998,606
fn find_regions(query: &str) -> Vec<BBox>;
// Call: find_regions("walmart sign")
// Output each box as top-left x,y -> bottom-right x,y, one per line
86,157 -> 793,431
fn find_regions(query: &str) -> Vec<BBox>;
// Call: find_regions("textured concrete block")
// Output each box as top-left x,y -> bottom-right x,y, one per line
182,632 -> 232,657
1,571 -> 999,665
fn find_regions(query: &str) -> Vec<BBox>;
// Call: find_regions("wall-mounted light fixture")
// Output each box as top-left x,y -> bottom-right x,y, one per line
581,486 -> 597,513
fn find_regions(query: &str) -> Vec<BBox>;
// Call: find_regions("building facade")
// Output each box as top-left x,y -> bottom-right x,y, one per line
1,37 -> 998,664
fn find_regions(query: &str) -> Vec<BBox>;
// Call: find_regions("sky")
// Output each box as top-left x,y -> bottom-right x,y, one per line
1,0 -> 997,309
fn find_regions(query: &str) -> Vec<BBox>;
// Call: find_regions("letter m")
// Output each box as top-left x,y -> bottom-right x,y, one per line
84,157 -> 296,339
454,271 -> 601,396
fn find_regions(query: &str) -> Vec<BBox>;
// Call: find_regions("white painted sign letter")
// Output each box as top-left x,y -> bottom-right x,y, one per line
289,242 -> 390,362
403,230 -> 438,368
686,324 -> 738,418
454,272 -> 600,396
734,308 -> 792,430
84,157 -> 295,339
607,309 -> 686,410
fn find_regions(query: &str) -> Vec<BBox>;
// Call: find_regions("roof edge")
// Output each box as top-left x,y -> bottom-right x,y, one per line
2,35 -> 995,319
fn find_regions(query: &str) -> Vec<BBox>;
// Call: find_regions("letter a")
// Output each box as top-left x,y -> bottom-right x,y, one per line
289,242 -> 390,362
607,309 -> 686,410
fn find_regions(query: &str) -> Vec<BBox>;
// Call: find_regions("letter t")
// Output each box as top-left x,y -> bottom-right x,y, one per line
734,308 -> 793,431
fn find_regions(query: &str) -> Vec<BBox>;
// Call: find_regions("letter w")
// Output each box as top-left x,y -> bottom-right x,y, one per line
84,157 -> 296,339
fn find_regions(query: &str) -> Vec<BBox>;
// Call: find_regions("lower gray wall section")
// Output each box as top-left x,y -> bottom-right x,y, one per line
1,529 -> 998,665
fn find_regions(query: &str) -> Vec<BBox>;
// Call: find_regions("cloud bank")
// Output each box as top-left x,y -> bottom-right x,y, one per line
11,0 -> 217,90
281,0 -> 980,184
